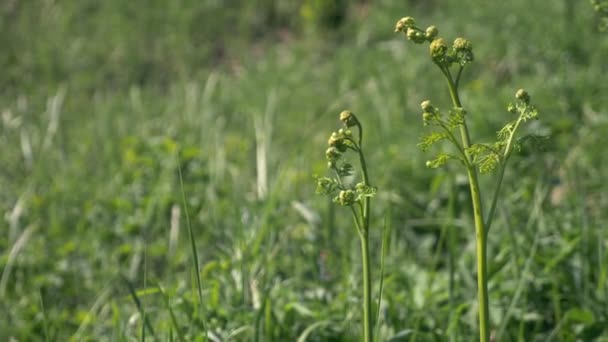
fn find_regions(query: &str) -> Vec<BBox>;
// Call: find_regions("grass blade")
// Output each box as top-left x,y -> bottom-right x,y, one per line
157,283 -> 186,342
177,152 -> 208,338
374,214 -> 391,340
121,275 -> 156,339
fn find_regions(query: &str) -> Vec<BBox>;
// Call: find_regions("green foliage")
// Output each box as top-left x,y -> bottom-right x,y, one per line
300,0 -> 348,32
418,132 -> 448,152
1,1 -> 608,341
591,0 -> 608,31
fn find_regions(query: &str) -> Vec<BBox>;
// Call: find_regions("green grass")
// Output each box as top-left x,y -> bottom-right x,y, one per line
1,0 -> 608,340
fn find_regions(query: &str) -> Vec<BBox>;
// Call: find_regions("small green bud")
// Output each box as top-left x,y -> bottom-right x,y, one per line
316,177 -> 334,194
326,146 -> 341,161
421,100 -> 434,112
339,110 -> 358,127
453,38 -> 472,52
422,112 -> 434,123
452,38 -> 474,64
355,182 -> 366,191
425,160 -> 432,168
515,89 -> 530,104
328,132 -> 348,152
425,26 -> 438,40
395,16 -> 415,32
405,28 -> 426,44
406,27 -> 417,39
328,132 -> 339,146
507,103 -> 516,114
429,38 -> 448,61
338,128 -> 353,138
337,189 -> 357,206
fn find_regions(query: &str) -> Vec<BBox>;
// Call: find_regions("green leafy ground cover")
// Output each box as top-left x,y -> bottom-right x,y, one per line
1,0 -> 608,340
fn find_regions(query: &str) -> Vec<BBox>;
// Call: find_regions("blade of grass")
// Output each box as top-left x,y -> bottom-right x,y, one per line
121,275 -> 156,339
374,214 -> 391,341
0,224 -> 35,298
177,152 -> 208,338
297,320 -> 332,342
70,284 -> 112,341
39,288 -> 50,341
157,283 -> 186,342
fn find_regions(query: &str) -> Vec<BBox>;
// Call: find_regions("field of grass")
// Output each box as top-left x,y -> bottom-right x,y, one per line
2,0 -> 608,340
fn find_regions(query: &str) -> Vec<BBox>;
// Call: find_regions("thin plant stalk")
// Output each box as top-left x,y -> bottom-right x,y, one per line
359,230 -> 373,342
374,216 -> 390,341
177,154 -> 207,339
396,15 -> 540,342
357,121 -> 373,342
316,111 -> 378,342
444,68 -> 491,342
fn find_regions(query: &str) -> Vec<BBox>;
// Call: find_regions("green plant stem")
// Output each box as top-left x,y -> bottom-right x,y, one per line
356,124 -> 373,342
360,228 -> 373,342
443,68 -> 490,342
486,115 -> 523,235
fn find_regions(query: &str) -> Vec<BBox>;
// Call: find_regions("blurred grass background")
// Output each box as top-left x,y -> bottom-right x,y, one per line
1,0 -> 608,340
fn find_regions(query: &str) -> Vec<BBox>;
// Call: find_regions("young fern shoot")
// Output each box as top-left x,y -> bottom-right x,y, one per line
316,111 -> 377,342
395,16 -> 541,342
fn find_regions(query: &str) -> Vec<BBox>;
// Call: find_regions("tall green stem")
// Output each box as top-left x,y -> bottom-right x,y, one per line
360,229 -> 372,342
466,166 -> 490,342
444,69 -> 490,342
357,123 -> 373,342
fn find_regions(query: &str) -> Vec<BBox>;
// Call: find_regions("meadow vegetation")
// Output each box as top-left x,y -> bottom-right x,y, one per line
1,0 -> 608,340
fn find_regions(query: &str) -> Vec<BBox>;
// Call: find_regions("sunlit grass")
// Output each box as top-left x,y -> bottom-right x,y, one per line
1,0 -> 608,340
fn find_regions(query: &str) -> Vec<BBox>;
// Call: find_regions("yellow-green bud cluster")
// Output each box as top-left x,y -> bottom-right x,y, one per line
452,38 -> 474,64
429,38 -> 448,62
337,189 -> 357,206
425,26 -> 438,40
328,132 -> 347,152
394,16 -> 415,32
421,100 -> 434,112
453,37 -> 472,51
394,16 -> 475,67
326,146 -> 340,159
394,17 -> 436,44
326,112 -> 357,169
506,89 -> 538,122
327,132 -> 349,165
421,100 -> 439,125
408,28 -> 427,43
515,89 -> 530,104
340,110 -> 358,128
